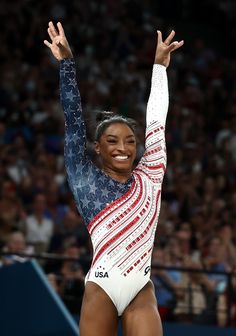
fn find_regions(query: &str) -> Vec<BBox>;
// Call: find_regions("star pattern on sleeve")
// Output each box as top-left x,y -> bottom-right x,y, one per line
60,58 -> 134,225
65,90 -> 77,102
82,196 -> 90,208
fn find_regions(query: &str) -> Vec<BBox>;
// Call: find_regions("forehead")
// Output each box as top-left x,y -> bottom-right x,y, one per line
103,122 -> 135,137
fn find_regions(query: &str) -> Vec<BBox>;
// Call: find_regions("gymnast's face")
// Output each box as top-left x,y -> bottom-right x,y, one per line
95,122 -> 136,182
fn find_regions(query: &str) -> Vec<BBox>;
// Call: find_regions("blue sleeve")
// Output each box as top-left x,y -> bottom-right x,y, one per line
60,58 -> 88,192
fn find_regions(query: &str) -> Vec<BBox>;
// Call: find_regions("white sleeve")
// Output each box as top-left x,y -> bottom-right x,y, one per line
146,64 -> 169,127
134,64 -> 168,183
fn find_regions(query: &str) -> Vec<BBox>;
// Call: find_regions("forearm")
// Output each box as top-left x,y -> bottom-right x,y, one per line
146,29 -> 183,125
60,58 -> 86,140
60,58 -> 81,122
146,64 -> 169,127
60,58 -> 87,180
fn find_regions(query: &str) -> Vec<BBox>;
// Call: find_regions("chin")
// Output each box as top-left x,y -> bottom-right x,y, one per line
113,165 -> 132,174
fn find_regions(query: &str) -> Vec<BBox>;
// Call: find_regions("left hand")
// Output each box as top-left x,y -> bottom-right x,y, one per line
155,30 -> 184,67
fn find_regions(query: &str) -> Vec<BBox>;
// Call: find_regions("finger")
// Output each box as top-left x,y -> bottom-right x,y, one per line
57,22 -> 65,37
157,30 -> 163,45
167,40 -> 184,53
44,40 -> 52,48
164,30 -> 175,45
48,21 -> 58,37
174,40 -> 184,51
47,28 -> 54,42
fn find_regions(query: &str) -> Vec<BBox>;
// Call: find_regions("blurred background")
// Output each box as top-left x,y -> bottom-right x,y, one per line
0,0 -> 236,332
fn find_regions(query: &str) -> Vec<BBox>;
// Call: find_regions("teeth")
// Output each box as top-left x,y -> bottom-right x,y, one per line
114,155 -> 128,160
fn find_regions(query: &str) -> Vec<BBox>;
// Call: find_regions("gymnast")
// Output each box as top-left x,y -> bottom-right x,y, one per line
44,21 -> 183,336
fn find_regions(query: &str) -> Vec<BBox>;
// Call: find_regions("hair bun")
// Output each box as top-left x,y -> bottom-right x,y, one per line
95,111 -> 114,123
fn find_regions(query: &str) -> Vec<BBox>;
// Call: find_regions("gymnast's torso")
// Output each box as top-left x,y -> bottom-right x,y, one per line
60,58 -> 168,315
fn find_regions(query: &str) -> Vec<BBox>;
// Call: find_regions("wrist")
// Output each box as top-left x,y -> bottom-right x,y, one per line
153,63 -> 166,70
154,55 -> 169,67
62,52 -> 73,60
154,60 -> 168,68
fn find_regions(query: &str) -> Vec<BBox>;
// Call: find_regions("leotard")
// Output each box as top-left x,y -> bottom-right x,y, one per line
60,58 -> 168,316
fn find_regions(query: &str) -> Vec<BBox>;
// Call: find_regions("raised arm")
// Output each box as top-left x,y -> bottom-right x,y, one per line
44,22 -> 88,189
146,30 -> 184,127
136,30 -> 183,182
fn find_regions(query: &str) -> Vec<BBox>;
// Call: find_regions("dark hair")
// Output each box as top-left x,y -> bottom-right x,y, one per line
94,111 -> 137,141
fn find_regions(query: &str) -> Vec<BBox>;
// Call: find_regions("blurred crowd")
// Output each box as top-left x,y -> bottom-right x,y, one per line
0,0 -> 236,326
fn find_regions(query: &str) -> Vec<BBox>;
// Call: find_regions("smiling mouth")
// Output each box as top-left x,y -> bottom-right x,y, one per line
113,155 -> 129,161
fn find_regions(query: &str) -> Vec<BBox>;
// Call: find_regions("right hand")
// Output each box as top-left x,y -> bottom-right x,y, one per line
154,30 -> 184,67
44,21 -> 73,60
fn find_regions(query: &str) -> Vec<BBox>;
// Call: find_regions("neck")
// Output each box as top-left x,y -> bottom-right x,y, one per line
103,168 -> 131,183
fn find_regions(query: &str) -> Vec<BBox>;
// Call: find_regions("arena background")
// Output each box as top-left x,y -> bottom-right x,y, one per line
0,0 -> 235,335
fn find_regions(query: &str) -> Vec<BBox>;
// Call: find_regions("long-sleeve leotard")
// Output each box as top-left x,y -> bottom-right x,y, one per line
60,58 -> 168,315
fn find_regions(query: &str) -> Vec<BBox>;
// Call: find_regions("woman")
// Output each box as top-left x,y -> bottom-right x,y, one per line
44,21 -> 183,336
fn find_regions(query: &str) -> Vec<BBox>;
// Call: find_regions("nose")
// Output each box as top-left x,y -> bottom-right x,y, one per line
116,141 -> 126,152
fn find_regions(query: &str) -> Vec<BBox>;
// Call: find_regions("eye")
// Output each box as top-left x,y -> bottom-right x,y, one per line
127,140 -> 136,144
107,139 -> 116,144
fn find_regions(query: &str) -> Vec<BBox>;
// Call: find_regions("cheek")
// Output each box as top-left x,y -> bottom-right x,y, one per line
95,141 -> 107,155
100,146 -> 113,159
131,146 -> 137,156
